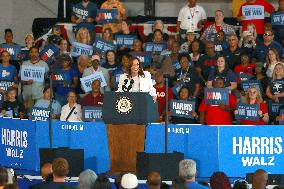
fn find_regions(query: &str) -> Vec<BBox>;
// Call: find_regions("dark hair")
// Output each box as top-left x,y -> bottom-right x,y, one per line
0,167 -> 8,186
172,176 -> 188,189
178,52 -> 191,63
210,172 -> 231,189
127,57 -> 145,78
52,158 -> 69,178
6,87 -> 17,94
233,180 -> 249,189
189,39 -> 201,53
1,50 -> 10,57
153,29 -> 163,35
160,182 -> 170,189
198,180 -> 210,187
122,19 -> 132,26
214,54 -> 229,75
43,86 -> 50,94
29,46 -> 39,53
4,29 -> 13,35
3,184 -> 18,189
93,174 -> 111,189
178,86 -> 190,100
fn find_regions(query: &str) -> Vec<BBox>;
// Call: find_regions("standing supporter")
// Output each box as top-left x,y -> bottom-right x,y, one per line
1,87 -> 25,119
0,51 -> 18,84
21,33 -> 34,61
81,80 -> 104,106
253,30 -> 283,63
210,172 -> 231,189
102,50 -> 119,72
83,55 -> 110,92
100,0 -> 127,34
78,169 -> 97,189
60,91 -> 82,122
207,55 -> 237,91
146,20 -> 169,43
147,172 -> 161,189
235,86 -> 269,125
20,46 -> 49,111
179,159 -> 208,189
265,48 -> 281,78
200,10 -> 235,42
271,0 -> 284,45
75,55 -> 90,95
238,23 -> 257,51
176,0 -> 207,36
75,27 -> 92,45
252,169 -> 268,189
199,77 -> 237,125
154,72 -> 174,122
214,30 -> 229,55
180,30 -> 197,53
237,0 -> 275,35
223,34 -> 242,70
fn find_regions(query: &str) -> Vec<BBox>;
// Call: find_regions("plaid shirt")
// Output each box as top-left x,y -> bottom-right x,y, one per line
200,23 -> 235,41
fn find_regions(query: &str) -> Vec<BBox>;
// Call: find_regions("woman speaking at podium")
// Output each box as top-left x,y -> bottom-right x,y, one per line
117,57 -> 157,101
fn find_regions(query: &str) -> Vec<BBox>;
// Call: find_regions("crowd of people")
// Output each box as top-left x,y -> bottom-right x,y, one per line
0,0 -> 283,125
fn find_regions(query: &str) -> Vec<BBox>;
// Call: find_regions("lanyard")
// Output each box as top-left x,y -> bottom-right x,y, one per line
189,7 -> 196,19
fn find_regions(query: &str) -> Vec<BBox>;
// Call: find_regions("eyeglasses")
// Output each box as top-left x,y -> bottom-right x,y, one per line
249,91 -> 257,94
264,33 -> 273,36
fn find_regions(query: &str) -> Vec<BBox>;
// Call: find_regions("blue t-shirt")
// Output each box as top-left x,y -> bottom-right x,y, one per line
0,64 -> 17,81
187,181 -> 209,189
55,68 -> 78,96
208,69 -> 237,88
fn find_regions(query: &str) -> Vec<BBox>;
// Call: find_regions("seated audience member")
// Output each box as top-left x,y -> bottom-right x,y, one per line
222,33 -> 242,70
39,158 -> 75,189
75,27 -> 92,45
265,48 -> 281,79
250,63 -> 269,100
58,39 -> 69,56
210,172 -> 231,189
234,52 -> 254,84
172,177 -> 189,189
93,174 -> 112,189
189,40 -> 203,65
110,53 -> 130,90
78,169 -> 97,189
179,159 -> 208,189
170,87 -> 198,124
200,10 -> 235,42
233,180 -> 249,189
0,51 -> 18,84
60,91 -> 82,122
34,87 -> 61,119
102,50 -> 119,72
0,167 -> 8,189
131,39 -> 143,53
1,87 -> 25,119
199,77 -> 237,125
213,30 -> 228,55
238,23 -> 257,52
29,163 -> 53,189
75,55 -> 89,95
102,28 -> 116,44
180,30 -> 197,53
252,169 -> 268,189
147,20 -> 169,43
272,0 -> 284,45
121,173 -> 138,189
235,86 -> 269,125
207,55 -> 237,91
147,172 -> 161,189
81,80 -> 104,106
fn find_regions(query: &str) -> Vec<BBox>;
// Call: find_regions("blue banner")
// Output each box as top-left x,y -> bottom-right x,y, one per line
93,38 -> 117,53
30,107 -> 50,121
97,9 -> 118,24
40,44 -> 60,65
0,44 -> 21,60
82,106 -> 103,122
271,12 -> 284,26
204,88 -> 229,105
71,42 -> 93,57
170,100 -> 195,118
235,103 -> 260,121
130,53 -> 152,67
241,80 -> 263,92
115,35 -> 137,48
144,42 -> 167,54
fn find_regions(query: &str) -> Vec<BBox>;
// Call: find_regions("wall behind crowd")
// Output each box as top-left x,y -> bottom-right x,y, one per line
0,0 -> 279,45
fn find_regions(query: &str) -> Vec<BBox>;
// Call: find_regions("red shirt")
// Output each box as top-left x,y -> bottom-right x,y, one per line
240,102 -> 268,125
198,94 -> 237,125
154,85 -> 174,115
234,63 -> 254,83
81,93 -> 104,106
237,0 -> 274,34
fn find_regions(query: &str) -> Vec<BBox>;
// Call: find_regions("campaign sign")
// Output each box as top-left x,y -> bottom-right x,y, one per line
0,44 -> 21,60
235,103 -> 260,121
20,65 -> 45,83
271,12 -> 284,26
280,109 -> 284,125
97,9 -> 118,24
80,72 -> 107,93
0,81 -> 14,91
242,5 -> 264,20
144,42 -> 167,54
269,101 -> 280,116
40,44 -> 60,65
241,80 -> 263,92
239,73 -> 253,82
204,88 -> 229,105
71,42 -> 93,57
115,35 -> 137,48
130,53 -> 152,67
170,100 -> 195,119
93,38 -> 117,53
30,107 -> 50,121
172,60 -> 181,70
82,106 -> 103,122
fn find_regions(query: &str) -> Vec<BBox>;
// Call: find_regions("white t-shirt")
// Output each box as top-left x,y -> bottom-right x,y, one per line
178,5 -> 207,31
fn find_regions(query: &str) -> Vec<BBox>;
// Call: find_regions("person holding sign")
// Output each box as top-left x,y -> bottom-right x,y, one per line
75,27 -> 92,45
0,51 -> 18,84
81,79 -> 104,106
117,57 -> 157,101
60,91 -> 82,122
235,86 -> 268,125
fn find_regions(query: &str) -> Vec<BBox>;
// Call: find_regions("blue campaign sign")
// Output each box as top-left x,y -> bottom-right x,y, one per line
204,88 -> 229,105
0,44 -> 21,60
219,126 -> 284,177
93,38 -> 117,53
115,35 -> 137,48
172,60 -> 181,70
235,103 -> 260,121
170,100 -> 195,119
271,12 -> 284,26
40,44 -> 60,65
0,118 -> 37,170
82,106 -> 103,122
239,73 -> 253,82
30,107 -> 50,121
97,9 -> 118,24
130,53 -> 152,67
71,42 -> 93,57
0,81 -> 15,91
268,101 -> 281,116
241,80 -> 263,92
144,42 -> 167,54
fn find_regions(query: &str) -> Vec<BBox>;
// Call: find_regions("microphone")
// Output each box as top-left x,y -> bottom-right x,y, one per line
122,79 -> 134,92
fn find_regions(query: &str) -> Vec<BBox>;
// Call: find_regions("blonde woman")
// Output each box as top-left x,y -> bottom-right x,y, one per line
265,48 -> 281,78
238,23 -> 257,49
235,86 -> 269,125
75,27 -> 91,45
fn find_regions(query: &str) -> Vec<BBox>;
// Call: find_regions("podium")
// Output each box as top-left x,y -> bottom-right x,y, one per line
103,92 -> 158,173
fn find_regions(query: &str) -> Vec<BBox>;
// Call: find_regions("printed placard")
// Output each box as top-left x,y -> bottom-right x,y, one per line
235,103 -> 260,121
242,5 -> 264,20
241,80 -> 263,92
71,42 -> 93,57
80,72 -> 107,93
144,42 -> 167,54
239,73 -> 253,82
97,9 -> 118,24
204,88 -> 229,105
269,101 -> 281,116
82,106 -> 103,122
30,107 -> 50,121
115,35 -> 137,48
0,81 -> 15,91
271,12 -> 284,26
130,53 -> 152,67
170,100 -> 195,118
0,44 -> 22,60
39,44 -> 60,65
93,38 -> 117,53
20,65 -> 45,83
